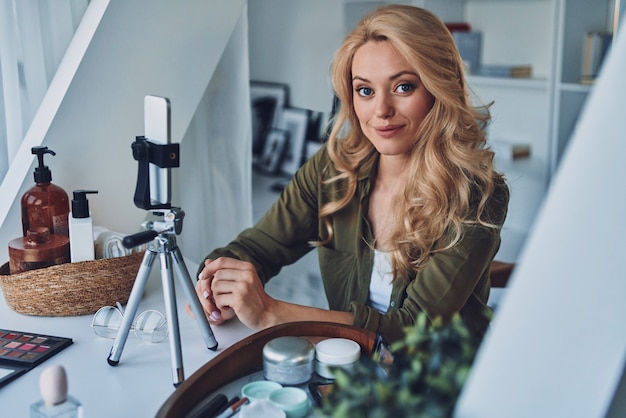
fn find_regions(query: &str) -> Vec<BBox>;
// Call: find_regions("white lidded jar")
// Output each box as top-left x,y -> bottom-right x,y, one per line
315,338 -> 361,380
263,336 -> 315,385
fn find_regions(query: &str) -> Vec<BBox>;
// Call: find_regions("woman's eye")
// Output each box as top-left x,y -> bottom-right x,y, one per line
356,87 -> 373,97
396,83 -> 415,93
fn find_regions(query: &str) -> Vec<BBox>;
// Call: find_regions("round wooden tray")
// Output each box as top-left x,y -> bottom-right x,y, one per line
156,321 -> 377,418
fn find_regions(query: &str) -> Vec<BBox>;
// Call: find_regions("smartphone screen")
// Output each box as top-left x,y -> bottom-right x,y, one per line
373,334 -> 394,377
144,95 -> 171,206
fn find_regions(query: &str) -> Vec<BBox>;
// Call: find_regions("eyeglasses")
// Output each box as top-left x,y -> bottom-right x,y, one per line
91,302 -> 168,343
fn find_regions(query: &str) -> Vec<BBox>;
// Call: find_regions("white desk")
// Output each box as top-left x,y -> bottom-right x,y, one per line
0,259 -> 254,417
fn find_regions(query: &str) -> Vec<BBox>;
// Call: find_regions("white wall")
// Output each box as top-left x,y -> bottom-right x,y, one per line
175,10 -> 253,263
0,0 -> 251,265
247,0 -> 344,117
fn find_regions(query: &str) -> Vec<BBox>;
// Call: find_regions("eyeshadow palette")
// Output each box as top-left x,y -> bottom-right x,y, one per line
0,329 -> 73,388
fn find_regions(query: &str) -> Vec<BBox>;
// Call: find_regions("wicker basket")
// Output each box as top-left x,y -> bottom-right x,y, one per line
0,252 -> 144,317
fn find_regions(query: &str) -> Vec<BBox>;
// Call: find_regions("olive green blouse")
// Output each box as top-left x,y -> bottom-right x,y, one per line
202,144 -> 509,343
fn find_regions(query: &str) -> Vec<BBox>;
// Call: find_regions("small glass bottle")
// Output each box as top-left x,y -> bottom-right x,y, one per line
30,365 -> 82,418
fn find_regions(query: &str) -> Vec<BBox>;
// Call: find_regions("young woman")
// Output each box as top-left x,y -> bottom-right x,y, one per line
191,4 -> 508,343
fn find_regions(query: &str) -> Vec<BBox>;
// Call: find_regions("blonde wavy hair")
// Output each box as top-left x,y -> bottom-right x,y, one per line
319,5 -> 504,279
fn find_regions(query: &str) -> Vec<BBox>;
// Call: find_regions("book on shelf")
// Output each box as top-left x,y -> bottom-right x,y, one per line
580,31 -> 612,84
445,22 -> 472,32
452,31 -> 482,74
446,22 -> 483,74
489,139 -> 531,161
476,64 -> 532,78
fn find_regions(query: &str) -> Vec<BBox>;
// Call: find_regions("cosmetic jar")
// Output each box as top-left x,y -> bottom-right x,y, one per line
241,381 -> 283,402
263,336 -> 315,385
239,399 -> 285,418
268,387 -> 309,418
315,338 -> 361,379
8,227 -> 70,274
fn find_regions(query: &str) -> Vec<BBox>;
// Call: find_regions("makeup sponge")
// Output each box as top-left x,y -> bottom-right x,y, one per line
39,365 -> 68,405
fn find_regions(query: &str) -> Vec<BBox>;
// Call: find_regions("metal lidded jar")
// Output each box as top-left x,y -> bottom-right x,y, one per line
263,336 -> 315,385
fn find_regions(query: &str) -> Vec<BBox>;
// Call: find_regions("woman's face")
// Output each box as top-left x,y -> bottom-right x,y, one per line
351,40 -> 434,157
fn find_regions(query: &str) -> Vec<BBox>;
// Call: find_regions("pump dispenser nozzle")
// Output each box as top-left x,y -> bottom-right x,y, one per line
31,146 -> 56,184
71,190 -> 98,219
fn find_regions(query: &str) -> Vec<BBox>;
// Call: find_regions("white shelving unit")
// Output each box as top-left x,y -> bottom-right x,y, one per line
552,0 -> 619,172
420,0 -> 622,262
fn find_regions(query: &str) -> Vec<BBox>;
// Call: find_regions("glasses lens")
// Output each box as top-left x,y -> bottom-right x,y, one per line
91,306 -> 123,339
134,310 -> 168,343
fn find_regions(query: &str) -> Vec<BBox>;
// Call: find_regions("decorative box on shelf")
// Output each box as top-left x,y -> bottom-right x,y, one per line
489,139 -> 531,162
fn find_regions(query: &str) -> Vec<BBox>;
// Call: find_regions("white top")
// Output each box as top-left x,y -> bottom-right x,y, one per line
368,250 -> 393,313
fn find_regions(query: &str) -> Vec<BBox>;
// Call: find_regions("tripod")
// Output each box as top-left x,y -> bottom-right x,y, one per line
107,208 -> 218,387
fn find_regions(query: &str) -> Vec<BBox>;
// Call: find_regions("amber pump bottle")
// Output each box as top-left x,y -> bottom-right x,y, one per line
21,146 -> 70,237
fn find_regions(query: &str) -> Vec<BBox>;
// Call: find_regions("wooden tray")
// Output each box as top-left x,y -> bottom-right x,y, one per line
156,321 -> 377,418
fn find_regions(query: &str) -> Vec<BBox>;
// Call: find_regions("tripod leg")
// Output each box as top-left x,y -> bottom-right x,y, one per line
171,247 -> 218,350
108,250 -> 156,366
160,251 -> 185,387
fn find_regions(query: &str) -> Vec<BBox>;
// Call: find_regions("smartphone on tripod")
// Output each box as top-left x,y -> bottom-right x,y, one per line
108,95 -> 217,387
145,95 -> 171,207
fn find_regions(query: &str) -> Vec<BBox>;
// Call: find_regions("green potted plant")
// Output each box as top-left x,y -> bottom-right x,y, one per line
318,310 -> 490,418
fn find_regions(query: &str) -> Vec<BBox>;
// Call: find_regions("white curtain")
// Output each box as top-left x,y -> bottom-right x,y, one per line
0,0 -> 89,183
